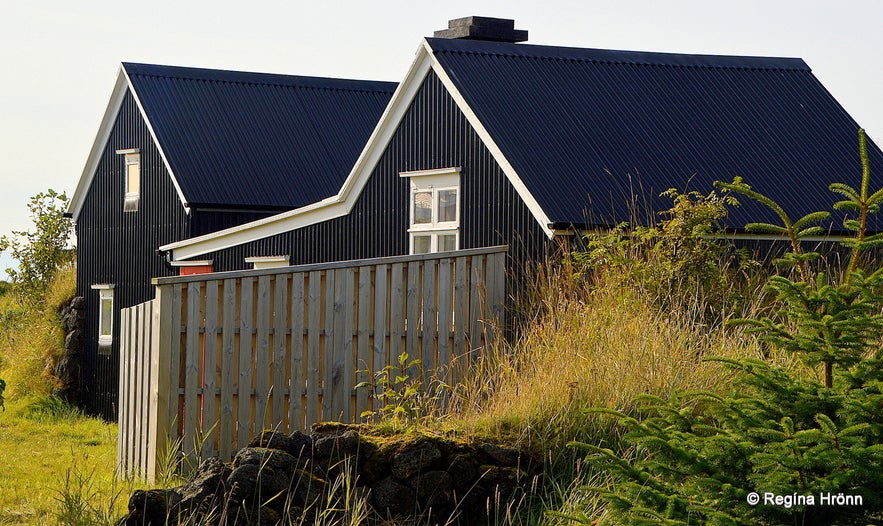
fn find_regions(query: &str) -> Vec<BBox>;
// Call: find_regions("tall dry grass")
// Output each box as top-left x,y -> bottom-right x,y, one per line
447,258 -> 787,452
0,263 -> 75,399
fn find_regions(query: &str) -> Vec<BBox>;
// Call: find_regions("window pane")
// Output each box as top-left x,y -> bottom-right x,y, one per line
438,189 -> 457,222
126,156 -> 140,194
438,234 -> 457,252
413,191 -> 432,224
413,235 -> 431,254
100,298 -> 113,337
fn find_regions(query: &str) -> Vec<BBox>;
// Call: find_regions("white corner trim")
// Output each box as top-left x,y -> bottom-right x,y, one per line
427,51 -> 554,239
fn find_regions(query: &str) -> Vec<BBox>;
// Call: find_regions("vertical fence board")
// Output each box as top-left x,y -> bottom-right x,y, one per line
169,284 -> 183,455
406,261 -> 420,368
453,257 -> 469,384
220,279 -> 236,461
273,274 -> 289,428
255,276 -> 272,432
184,282 -> 202,468
341,268 -> 355,422
421,259 -> 437,373
202,281 -> 219,459
118,308 -> 131,475
289,273 -> 305,432
237,277 -> 254,448
372,265 -> 389,416
436,258 -> 452,384
307,271 -> 322,426
356,267 -> 372,418
389,264 -> 405,374
469,256 -> 485,357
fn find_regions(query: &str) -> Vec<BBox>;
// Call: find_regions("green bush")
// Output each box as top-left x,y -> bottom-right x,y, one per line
576,130 -> 883,525
573,188 -> 758,323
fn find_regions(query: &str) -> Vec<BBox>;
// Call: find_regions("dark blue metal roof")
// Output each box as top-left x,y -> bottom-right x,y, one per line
426,38 -> 883,232
123,63 -> 396,210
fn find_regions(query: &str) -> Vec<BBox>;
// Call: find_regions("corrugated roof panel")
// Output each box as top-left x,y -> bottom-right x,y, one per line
123,63 -> 396,210
427,38 -> 883,232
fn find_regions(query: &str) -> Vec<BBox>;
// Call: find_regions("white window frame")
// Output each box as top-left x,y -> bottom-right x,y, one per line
116,148 -> 140,212
400,167 -> 461,254
91,284 -> 115,350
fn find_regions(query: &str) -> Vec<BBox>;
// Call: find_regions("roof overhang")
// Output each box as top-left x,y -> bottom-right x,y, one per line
161,39 -> 555,261
66,65 -> 189,221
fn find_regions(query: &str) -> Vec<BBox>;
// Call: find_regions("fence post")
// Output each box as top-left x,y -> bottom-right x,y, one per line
148,284 -> 174,482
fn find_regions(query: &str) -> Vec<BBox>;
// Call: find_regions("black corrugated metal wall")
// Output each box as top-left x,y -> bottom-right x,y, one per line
74,93 -> 276,419
203,72 -> 549,270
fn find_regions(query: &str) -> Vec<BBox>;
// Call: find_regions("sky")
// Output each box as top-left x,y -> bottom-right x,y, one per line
1,0 -> 881,278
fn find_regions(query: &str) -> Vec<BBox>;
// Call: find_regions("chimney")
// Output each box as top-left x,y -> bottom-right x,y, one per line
433,17 -> 528,43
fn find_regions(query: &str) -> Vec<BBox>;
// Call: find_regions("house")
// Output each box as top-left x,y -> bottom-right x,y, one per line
66,63 -> 396,418
158,16 -> 883,275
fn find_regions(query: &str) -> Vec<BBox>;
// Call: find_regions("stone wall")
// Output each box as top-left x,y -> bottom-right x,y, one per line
123,424 -> 535,526
54,295 -> 84,403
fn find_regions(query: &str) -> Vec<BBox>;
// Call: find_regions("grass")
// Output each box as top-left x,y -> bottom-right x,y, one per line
0,397 -> 129,525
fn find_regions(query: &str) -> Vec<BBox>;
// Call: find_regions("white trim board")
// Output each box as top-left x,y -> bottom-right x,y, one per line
161,38 -> 555,261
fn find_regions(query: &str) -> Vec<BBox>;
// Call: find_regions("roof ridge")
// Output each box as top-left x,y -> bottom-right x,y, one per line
425,38 -> 810,72
123,63 -> 397,93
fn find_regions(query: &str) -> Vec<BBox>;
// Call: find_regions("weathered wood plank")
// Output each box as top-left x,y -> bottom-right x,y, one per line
389,263 -> 405,381
118,308 -> 131,476
307,271 -> 322,426
237,277 -> 254,449
202,280 -> 219,460
219,279 -> 236,462
151,293 -> 170,482
436,258 -> 452,384
452,256 -> 468,385
167,284 -> 183,471
469,255 -> 485,357
371,264 -> 388,416
272,274 -> 289,428
421,259 -> 437,374
406,261 -> 420,364
341,267 -> 355,422
323,270 -> 336,421
356,266 -> 372,419
184,281 -> 202,468
289,273 -> 305,432
255,275 -> 272,432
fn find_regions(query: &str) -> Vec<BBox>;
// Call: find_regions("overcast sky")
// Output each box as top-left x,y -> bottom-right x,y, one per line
1,0 -> 881,278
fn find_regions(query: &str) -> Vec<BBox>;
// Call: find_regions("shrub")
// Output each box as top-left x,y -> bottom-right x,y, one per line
0,189 -> 74,305
577,129 -> 883,525
573,188 -> 760,323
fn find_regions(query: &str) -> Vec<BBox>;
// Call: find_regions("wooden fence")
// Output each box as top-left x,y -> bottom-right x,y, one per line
118,246 -> 507,481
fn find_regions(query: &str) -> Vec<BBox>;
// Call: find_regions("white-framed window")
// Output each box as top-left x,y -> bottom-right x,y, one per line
400,167 -> 461,254
116,148 -> 140,212
91,284 -> 114,351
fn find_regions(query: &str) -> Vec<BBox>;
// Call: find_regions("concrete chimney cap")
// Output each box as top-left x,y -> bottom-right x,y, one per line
433,16 -> 528,43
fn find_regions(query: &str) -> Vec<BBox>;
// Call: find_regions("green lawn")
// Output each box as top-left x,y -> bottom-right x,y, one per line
0,399 -> 131,525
